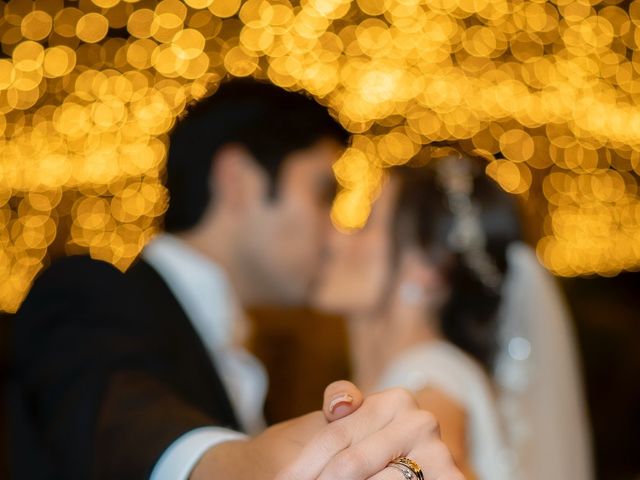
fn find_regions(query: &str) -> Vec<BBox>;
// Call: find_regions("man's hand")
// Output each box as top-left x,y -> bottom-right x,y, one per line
191,381 -> 463,480
189,413 -> 322,478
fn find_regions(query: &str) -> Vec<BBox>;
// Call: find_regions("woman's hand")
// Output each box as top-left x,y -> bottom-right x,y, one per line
278,383 -> 464,480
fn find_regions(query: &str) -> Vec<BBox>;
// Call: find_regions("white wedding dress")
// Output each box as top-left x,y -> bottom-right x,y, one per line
377,340 -> 513,480
375,243 -> 594,480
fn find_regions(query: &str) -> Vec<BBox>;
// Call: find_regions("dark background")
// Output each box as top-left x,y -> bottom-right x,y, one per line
562,273 -> 640,480
1,313 -> 10,479
1,273 -> 639,479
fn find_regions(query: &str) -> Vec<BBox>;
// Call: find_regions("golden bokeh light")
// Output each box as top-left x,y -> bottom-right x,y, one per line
1,0 -> 640,312
76,13 -> 109,44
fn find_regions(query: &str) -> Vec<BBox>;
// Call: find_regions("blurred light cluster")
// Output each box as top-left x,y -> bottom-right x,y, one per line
1,0 -> 640,310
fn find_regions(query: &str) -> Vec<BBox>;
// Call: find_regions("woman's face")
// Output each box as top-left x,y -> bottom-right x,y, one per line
311,179 -> 398,315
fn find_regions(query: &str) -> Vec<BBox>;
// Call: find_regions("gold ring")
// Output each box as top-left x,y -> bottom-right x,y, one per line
388,457 -> 424,480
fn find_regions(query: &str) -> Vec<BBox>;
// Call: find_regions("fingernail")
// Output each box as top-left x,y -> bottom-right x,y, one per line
329,393 -> 354,413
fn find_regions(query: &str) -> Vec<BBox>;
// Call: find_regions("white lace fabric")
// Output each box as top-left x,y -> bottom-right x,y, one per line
375,243 -> 594,480
495,243 -> 594,480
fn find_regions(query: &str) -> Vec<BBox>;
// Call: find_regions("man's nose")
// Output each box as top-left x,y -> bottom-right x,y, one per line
327,222 -> 349,251
316,220 -> 339,260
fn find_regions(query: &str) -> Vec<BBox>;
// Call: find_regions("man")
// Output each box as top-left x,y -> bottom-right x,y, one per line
9,79 -> 463,480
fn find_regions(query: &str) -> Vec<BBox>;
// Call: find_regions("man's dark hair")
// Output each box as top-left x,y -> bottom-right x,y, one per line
163,78 -> 350,233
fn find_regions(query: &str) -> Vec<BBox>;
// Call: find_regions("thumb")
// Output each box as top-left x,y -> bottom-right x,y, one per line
322,380 -> 364,422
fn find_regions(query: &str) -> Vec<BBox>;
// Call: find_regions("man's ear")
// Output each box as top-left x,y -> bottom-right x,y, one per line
210,144 -> 267,212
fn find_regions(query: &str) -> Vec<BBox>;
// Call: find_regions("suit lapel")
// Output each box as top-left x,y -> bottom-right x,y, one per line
125,259 -> 242,432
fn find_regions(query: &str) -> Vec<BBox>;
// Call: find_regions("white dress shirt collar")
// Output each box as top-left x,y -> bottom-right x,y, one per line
142,233 -> 268,434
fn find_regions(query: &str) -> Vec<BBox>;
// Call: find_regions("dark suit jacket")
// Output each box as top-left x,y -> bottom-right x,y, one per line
7,255 -> 241,480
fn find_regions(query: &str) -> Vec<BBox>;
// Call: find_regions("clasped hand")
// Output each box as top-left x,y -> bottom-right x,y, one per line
193,380 -> 464,480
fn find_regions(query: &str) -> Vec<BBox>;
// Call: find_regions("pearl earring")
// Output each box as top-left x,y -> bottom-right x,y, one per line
399,282 -> 426,305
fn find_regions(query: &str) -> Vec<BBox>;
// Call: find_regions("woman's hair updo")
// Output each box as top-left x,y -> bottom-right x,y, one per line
391,147 -> 523,370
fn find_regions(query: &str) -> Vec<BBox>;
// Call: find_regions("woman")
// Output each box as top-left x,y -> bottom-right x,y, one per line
313,147 -> 593,480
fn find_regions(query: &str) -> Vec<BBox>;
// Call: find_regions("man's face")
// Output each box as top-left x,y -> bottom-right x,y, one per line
238,139 -> 343,305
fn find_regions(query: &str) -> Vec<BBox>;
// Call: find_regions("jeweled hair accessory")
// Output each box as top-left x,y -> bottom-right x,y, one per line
436,154 -> 502,292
